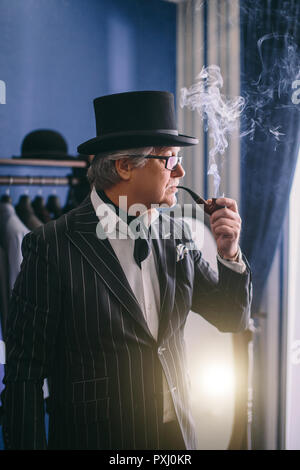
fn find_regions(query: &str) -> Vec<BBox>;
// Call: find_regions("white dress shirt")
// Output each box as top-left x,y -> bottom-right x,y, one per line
90,186 -> 246,422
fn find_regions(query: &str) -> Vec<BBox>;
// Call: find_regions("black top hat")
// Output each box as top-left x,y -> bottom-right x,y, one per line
14,129 -> 78,160
77,91 -> 199,155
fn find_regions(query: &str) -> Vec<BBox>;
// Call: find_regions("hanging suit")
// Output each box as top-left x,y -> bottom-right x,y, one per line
15,195 -> 42,231
0,245 -> 9,336
0,202 -> 30,292
0,245 -> 8,416
0,202 -> 30,422
1,193 -> 252,450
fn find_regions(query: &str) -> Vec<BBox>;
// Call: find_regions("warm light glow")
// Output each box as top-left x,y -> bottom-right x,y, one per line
286,149 -> 300,449
193,362 -> 235,399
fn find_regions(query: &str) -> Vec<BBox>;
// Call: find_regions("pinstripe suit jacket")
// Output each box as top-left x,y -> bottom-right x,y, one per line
2,194 -> 252,450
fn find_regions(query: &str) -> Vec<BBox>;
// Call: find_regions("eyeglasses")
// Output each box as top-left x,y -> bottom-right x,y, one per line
123,154 -> 183,171
144,155 -> 183,171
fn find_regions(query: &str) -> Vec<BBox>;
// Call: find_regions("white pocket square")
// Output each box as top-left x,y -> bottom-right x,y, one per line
176,243 -> 189,262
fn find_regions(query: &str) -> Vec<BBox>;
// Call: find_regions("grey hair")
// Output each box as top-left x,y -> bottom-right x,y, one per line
87,147 -> 155,190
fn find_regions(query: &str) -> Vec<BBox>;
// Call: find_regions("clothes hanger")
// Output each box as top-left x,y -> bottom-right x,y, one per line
15,178 -> 42,230
0,183 -> 12,204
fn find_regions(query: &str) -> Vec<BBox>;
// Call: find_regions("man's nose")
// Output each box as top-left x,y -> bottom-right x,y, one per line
171,162 -> 185,178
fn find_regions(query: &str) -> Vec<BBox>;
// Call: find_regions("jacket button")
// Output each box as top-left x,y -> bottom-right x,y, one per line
158,347 -> 166,355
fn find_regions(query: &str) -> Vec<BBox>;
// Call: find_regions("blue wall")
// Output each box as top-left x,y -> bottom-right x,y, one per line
0,0 -> 176,158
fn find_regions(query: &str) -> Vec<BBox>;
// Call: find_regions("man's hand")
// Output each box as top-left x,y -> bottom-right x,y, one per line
209,197 -> 241,260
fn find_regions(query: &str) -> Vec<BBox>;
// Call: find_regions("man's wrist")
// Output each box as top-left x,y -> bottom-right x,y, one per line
218,247 -> 240,262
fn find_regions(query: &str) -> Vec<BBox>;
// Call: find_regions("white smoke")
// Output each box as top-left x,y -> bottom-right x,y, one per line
240,32 -> 299,148
180,65 -> 245,197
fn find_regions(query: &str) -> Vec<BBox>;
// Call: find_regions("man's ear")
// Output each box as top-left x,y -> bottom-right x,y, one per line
115,158 -> 133,181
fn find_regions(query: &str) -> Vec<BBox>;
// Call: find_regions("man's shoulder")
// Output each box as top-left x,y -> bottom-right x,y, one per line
27,195 -> 92,245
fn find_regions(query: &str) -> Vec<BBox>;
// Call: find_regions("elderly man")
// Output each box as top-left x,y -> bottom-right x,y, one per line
2,91 -> 252,450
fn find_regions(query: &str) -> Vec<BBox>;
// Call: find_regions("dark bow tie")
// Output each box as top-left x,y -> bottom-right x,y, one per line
130,219 -> 151,269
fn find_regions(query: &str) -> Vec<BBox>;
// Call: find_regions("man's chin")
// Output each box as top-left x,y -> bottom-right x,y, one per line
159,193 -> 178,208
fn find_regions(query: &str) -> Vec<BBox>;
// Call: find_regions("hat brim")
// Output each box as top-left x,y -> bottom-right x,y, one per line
77,132 -> 199,155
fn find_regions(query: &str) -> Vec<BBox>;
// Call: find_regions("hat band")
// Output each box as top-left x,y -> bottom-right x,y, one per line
22,150 -> 68,155
98,129 -> 179,140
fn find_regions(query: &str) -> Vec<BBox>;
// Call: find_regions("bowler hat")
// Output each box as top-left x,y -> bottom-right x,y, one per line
14,129 -> 78,160
77,91 -> 198,155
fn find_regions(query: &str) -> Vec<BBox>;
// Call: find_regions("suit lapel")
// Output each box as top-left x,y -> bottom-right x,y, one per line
152,214 -> 177,342
66,196 -> 154,340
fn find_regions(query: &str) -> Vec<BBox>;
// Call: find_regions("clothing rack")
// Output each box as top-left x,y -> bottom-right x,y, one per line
0,158 -> 87,168
0,176 -> 81,186
0,157 -> 88,186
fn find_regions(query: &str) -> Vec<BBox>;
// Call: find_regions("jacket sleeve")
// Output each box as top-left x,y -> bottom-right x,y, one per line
1,229 -> 61,449
191,248 -> 252,333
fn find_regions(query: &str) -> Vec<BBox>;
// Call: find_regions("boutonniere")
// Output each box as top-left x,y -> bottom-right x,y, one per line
176,243 -> 189,262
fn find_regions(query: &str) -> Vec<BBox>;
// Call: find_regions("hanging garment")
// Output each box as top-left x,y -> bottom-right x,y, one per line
0,195 -> 12,204
63,166 -> 90,212
0,244 -> 9,336
0,317 -> 4,421
46,195 -> 63,219
0,202 -> 30,291
32,196 -> 52,223
15,195 -> 42,231
63,186 -> 78,213
71,166 -> 91,205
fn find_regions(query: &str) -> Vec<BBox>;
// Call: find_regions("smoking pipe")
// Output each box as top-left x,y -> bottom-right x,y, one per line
177,185 -> 225,215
